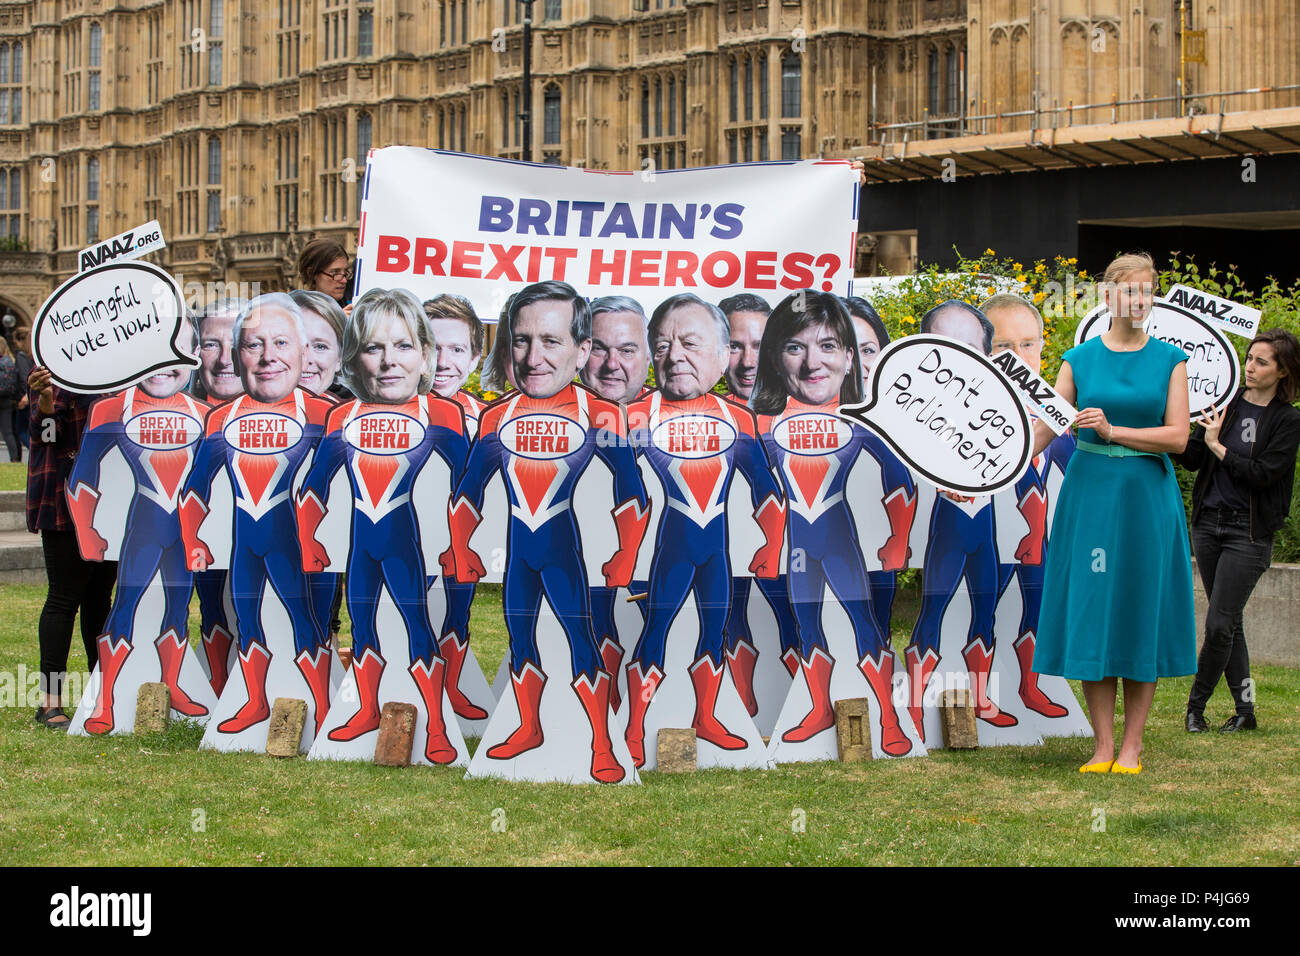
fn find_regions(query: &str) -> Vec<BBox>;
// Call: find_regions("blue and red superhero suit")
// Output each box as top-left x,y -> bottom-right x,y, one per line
179,388 -> 334,735
65,387 -> 212,734
722,397 -> 801,688
760,398 -> 917,755
297,394 -> 469,764
995,428 -> 1076,717
441,383 -> 650,784
905,487 -> 1018,742
619,391 -> 785,767
587,385 -> 654,715
434,388 -> 487,692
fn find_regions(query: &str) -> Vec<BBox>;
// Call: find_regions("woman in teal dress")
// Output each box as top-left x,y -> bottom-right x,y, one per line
1032,253 -> 1196,775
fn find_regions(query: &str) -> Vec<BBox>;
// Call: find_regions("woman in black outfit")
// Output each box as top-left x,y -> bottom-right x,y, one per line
1174,327 -> 1300,734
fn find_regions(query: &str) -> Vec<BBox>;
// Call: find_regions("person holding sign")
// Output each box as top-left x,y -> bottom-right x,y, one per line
1175,328 -> 1300,735
442,280 -> 650,783
751,290 -> 916,755
65,357 -> 214,733
297,288 -> 468,762
180,294 -> 336,737
27,367 -> 118,729
1032,253 -> 1196,774
621,294 -> 785,767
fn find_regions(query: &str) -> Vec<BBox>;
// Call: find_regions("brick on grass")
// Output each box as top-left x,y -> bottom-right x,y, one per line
941,688 -> 979,749
135,682 -> 170,734
266,698 -> 307,757
656,728 -> 696,772
374,702 -> 417,767
834,697 -> 872,761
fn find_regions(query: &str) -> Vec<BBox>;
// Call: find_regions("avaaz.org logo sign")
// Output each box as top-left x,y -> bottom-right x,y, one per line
49,886 -> 151,937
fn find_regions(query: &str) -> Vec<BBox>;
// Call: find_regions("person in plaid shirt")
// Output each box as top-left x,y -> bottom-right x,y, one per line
26,365 -> 118,729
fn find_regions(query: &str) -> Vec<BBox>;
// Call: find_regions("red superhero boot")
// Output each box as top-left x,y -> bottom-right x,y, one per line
781,647 -> 836,743
963,638 -> 1018,728
601,499 -> 651,588
154,628 -> 208,717
217,642 -> 272,734
486,662 -> 547,759
409,657 -> 458,764
598,637 -> 624,714
66,482 -> 109,561
725,639 -> 760,717
328,647 -> 384,741
438,632 -> 489,721
1013,631 -> 1068,717
573,670 -> 625,783
877,487 -> 917,571
690,655 -> 746,751
904,644 -> 939,743
780,646 -> 800,678
83,635 -> 132,735
623,660 -> 663,769
1014,483 -> 1048,564
858,649 -> 913,756
295,645 -> 333,736
201,623 -> 234,696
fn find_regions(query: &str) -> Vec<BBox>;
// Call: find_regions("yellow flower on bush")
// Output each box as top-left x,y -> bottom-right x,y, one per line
1013,262 -> 1023,272
1079,270 -> 1088,278
1033,291 -> 1046,304
984,248 -> 995,256
1035,263 -> 1047,274
1068,257 -> 1077,264
1015,274 -> 1026,284
985,286 -> 995,296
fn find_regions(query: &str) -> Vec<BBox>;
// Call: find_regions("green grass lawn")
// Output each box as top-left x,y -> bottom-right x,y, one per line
0,461 -> 24,491
1,580 -> 1296,866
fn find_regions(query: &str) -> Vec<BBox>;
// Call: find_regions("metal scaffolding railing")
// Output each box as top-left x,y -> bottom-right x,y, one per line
869,83 -> 1300,145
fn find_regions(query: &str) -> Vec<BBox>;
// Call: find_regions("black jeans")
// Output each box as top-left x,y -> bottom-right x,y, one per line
38,529 -> 118,701
1188,510 -> 1272,717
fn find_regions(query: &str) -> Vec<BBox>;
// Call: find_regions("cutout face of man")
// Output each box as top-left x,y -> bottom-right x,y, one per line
779,322 -> 852,406
725,310 -> 766,399
510,298 -> 591,400
428,317 -> 480,398
358,312 -> 425,404
199,311 -> 243,401
987,303 -> 1044,374
931,308 -> 989,356
237,305 -> 306,403
582,310 -> 650,405
653,304 -> 728,402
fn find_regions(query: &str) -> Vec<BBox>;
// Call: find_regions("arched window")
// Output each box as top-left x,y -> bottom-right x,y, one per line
743,55 -> 753,120
89,24 -> 102,67
654,78 -> 662,137
501,91 -> 510,146
87,158 -> 100,200
543,85 -> 561,145
11,42 -> 20,82
640,80 -> 649,138
667,75 -> 676,136
0,45 -> 9,83
207,136 -> 221,184
780,53 -> 801,118
944,46 -> 959,115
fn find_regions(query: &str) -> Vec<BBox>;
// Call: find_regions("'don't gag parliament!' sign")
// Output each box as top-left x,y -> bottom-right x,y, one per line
840,334 -> 1033,496
32,260 -> 196,394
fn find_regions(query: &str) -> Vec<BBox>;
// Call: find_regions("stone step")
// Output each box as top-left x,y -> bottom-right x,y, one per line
0,528 -> 44,585
0,491 -> 25,532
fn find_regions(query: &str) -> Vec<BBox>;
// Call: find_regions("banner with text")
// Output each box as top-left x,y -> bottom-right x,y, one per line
355,148 -> 859,318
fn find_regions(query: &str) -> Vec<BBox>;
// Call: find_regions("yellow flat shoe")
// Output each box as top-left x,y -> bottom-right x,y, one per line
1110,761 -> 1142,774
1079,760 -> 1114,773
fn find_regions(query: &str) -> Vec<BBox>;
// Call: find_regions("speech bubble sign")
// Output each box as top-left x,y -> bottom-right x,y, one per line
840,334 -> 1032,496
1075,296 -> 1240,421
32,260 -> 196,394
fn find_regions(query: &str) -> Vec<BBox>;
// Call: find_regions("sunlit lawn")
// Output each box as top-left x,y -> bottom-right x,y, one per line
1,577 -> 1296,866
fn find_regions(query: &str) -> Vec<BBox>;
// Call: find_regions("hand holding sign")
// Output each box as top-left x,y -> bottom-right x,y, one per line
32,261 -> 196,394
839,334 -> 1032,495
